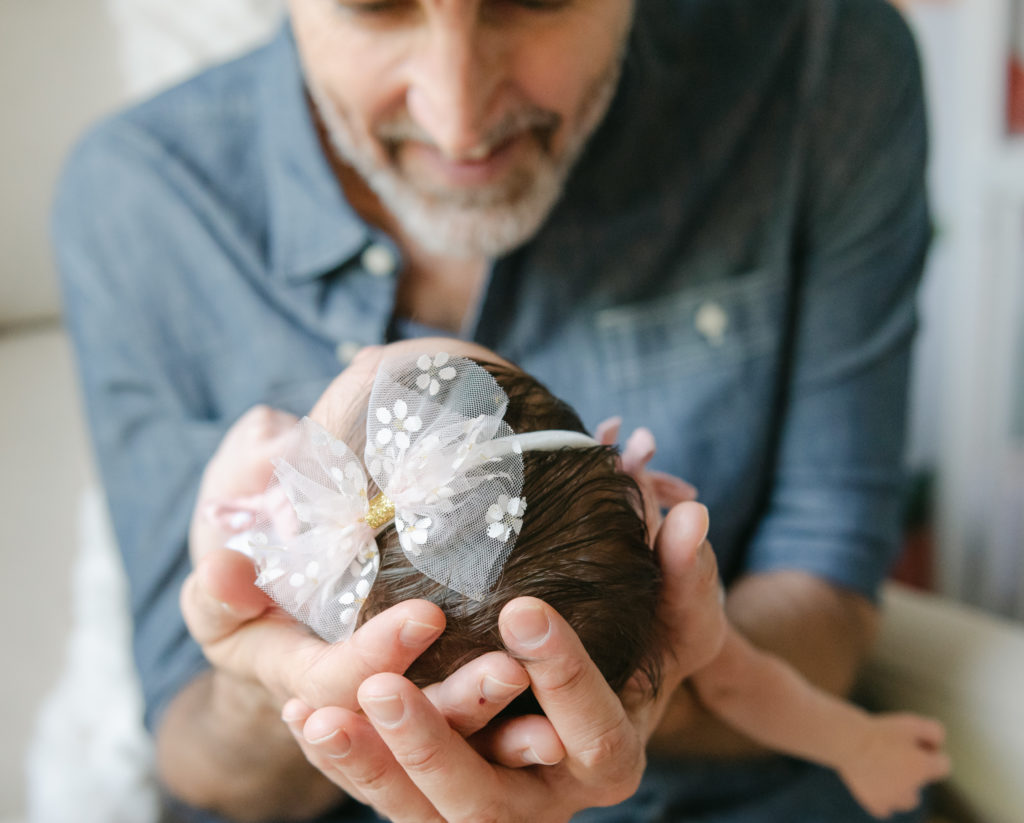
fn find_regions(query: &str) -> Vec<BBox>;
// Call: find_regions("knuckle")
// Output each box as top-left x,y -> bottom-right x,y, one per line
396,738 -> 449,776
452,804 -> 503,823
539,653 -> 590,696
347,757 -> 393,796
577,716 -> 643,793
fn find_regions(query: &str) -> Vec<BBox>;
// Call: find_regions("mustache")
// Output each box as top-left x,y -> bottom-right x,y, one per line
375,107 -> 561,156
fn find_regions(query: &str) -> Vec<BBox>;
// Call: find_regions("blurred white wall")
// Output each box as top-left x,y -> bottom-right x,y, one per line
0,0 -> 125,328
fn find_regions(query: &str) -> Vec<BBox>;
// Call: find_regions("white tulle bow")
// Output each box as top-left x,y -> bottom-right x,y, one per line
230,353 -> 537,642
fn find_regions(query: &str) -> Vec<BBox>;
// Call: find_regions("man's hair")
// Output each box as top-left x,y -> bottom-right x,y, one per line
327,360 -> 663,707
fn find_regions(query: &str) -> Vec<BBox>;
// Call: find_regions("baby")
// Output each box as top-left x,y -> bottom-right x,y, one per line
201,338 -> 950,820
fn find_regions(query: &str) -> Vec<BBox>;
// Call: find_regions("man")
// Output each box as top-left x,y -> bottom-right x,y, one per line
53,0 -> 931,820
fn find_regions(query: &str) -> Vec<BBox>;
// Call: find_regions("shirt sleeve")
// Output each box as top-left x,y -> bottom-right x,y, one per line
743,0 -> 931,600
52,119 -> 224,733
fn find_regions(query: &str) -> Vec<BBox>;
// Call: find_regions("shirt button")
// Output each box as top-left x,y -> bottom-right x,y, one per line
335,340 -> 362,365
695,300 -> 729,346
362,243 -> 397,277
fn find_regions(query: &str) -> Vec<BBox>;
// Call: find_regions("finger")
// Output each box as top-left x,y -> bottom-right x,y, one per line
649,471 -> 699,504
499,597 -> 643,796
280,701 -> 373,809
181,549 -> 273,646
594,416 -> 622,445
653,502 -> 726,677
909,715 -> 947,749
286,602 -> 445,708
306,705 -> 446,823
422,651 -> 530,737
470,713 -> 566,768
927,752 -> 953,782
621,427 -> 656,473
195,575 -> 445,709
358,673 -> 505,821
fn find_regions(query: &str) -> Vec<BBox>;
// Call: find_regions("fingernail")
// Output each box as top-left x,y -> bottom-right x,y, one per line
307,728 -> 339,745
480,675 -> 525,703
325,730 -> 353,759
507,604 -> 550,648
363,694 -> 405,728
522,746 -> 561,766
697,503 -> 710,541
399,619 -> 442,647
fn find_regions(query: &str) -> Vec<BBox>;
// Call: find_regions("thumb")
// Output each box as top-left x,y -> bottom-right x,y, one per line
653,502 -> 726,677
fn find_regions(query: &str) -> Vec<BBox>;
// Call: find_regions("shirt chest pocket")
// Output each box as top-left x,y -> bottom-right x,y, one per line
595,269 -> 787,388
591,269 -> 788,440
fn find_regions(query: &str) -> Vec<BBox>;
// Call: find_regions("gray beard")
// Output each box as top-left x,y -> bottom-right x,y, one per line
308,67 -> 621,260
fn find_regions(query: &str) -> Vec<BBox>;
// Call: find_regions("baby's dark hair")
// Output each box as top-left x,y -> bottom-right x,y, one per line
327,358 -> 663,706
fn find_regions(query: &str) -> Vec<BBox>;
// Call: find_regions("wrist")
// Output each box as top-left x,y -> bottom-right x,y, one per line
830,706 -> 874,773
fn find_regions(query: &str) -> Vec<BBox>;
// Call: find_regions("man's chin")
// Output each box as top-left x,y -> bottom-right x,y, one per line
386,195 -> 557,260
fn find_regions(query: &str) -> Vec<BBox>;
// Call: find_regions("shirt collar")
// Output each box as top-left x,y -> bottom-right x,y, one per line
259,23 -> 369,282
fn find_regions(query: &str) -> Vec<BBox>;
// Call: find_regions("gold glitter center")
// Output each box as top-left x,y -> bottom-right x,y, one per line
364,491 -> 396,530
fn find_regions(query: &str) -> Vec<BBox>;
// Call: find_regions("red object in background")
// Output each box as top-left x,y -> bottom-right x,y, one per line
890,525 -> 935,591
1008,54 -> 1024,133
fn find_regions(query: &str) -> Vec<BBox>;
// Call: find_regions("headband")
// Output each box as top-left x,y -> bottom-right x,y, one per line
226,352 -> 598,643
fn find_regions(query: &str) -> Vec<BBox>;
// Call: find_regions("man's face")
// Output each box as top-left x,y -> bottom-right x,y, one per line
288,0 -> 635,259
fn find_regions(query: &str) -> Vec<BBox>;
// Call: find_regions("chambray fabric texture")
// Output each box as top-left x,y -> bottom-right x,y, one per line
53,0 -> 929,820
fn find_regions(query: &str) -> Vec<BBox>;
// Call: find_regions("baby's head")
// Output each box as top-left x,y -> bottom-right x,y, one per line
303,339 -> 663,700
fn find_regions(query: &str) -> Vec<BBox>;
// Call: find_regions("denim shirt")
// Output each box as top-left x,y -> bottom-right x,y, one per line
53,0 -> 929,819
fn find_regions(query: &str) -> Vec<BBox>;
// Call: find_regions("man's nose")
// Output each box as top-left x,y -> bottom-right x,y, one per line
405,23 -> 501,159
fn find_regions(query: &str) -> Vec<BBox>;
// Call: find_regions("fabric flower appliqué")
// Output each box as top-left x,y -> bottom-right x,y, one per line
486,495 -> 526,542
376,399 -> 422,450
396,515 -> 433,556
416,352 -> 458,396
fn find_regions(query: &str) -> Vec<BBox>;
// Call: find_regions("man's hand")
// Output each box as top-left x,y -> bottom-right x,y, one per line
278,501 -> 726,822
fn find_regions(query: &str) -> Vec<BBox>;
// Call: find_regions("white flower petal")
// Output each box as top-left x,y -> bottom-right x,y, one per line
417,354 -> 432,370
394,398 -> 408,419
416,373 -> 431,390
376,406 -> 392,425
289,573 -> 305,587
416,517 -> 433,530
487,522 -> 505,539
434,352 -> 450,366
411,530 -> 429,546
257,566 -> 286,585
356,578 -> 371,598
306,561 -> 320,577
340,608 -> 355,624
429,379 -> 440,396
395,431 -> 410,450
486,504 -> 503,522
339,592 -> 355,605
405,415 -> 422,432
438,366 -> 457,380
376,428 -> 393,446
